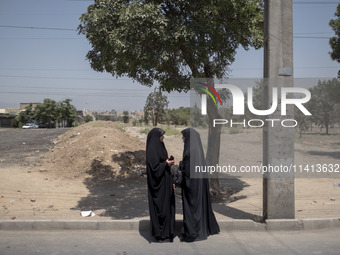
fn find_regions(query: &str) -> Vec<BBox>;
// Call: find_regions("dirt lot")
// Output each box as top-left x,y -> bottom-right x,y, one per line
0,122 -> 339,221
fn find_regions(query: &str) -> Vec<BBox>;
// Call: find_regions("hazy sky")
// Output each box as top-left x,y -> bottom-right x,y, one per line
0,0 -> 339,112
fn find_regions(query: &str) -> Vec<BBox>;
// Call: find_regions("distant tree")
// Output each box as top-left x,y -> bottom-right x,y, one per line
308,79 -> 338,135
11,116 -> 20,128
190,104 -> 208,128
295,107 -> 311,138
168,107 -> 190,126
122,111 -> 130,123
34,99 -> 58,128
84,114 -> 94,123
329,3 -> 340,77
95,114 -> 115,121
144,88 -> 169,126
18,103 -> 34,125
250,80 -> 264,110
57,99 -> 77,127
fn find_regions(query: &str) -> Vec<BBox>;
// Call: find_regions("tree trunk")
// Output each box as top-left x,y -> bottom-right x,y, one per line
186,58 -> 222,194
203,76 -> 222,195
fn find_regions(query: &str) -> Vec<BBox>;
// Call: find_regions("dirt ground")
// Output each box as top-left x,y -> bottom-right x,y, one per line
0,121 -> 339,221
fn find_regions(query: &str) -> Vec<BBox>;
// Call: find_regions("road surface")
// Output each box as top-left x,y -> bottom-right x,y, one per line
1,229 -> 340,255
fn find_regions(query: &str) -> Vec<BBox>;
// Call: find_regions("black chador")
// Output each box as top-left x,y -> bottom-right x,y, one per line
146,128 -> 175,241
180,128 -> 220,242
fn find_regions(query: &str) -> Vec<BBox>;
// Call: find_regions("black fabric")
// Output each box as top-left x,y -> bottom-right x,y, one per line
180,128 -> 220,242
146,128 -> 175,241
171,167 -> 183,187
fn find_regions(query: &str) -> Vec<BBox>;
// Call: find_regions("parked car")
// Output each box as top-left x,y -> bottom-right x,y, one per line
35,122 -> 46,128
22,123 -> 38,129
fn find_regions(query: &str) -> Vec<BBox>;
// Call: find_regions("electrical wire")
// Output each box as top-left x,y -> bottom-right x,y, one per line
294,1 -> 340,4
0,25 -> 76,31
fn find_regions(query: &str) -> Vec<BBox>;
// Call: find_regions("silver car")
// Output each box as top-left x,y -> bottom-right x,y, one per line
22,123 -> 38,129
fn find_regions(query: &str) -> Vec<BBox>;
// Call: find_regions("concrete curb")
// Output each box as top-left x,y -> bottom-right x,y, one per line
1,218 -> 340,231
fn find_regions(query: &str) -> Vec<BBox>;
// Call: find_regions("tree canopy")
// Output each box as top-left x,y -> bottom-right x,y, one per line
329,3 -> 340,77
78,0 -> 264,91
307,79 -> 339,135
15,99 -> 77,128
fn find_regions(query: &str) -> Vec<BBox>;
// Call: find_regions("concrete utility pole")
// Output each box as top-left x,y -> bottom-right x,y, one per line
263,0 -> 295,219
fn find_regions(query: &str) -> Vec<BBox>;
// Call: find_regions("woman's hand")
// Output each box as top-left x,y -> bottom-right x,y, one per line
166,159 -> 175,166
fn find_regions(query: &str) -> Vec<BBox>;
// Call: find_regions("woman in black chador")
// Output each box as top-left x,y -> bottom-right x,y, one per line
180,128 -> 220,242
146,128 -> 175,242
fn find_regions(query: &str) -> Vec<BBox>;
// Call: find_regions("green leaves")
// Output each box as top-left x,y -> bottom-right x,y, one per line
329,3 -> 340,76
79,0 -> 264,91
33,99 -> 77,128
307,79 -> 339,134
144,87 -> 169,126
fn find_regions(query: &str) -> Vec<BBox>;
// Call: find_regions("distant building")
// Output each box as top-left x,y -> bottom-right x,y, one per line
5,108 -> 20,114
20,103 -> 40,111
99,110 -> 118,119
76,109 -> 96,124
0,103 -> 39,128
0,113 -> 16,127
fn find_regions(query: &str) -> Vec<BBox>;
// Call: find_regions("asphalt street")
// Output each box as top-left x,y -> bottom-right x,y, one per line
1,229 -> 340,255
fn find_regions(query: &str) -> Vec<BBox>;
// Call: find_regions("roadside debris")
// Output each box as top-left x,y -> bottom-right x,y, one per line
80,210 -> 95,217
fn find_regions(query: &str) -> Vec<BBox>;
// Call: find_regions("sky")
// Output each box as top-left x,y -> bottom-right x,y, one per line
0,0 -> 339,112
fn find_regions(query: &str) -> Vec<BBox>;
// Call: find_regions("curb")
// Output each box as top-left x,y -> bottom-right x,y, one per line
1,218 -> 340,231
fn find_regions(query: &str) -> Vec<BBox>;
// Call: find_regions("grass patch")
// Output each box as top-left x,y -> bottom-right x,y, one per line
140,128 -> 150,134
162,126 -> 182,136
116,125 -> 126,132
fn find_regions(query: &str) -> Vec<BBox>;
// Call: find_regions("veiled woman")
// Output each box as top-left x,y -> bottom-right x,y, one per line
180,128 -> 220,242
146,128 -> 175,242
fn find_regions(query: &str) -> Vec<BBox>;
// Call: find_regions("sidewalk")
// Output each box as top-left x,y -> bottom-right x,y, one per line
2,229 -> 340,255
1,217 -> 340,231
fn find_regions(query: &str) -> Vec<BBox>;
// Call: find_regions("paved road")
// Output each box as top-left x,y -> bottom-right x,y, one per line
1,229 -> 340,255
0,128 -> 69,167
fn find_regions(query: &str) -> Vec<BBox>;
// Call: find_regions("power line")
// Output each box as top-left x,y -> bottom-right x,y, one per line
0,91 -> 150,97
294,32 -> 333,35
0,68 -> 89,71
0,34 -> 332,39
0,66 -> 337,71
0,37 -> 82,40
231,66 -> 339,70
0,74 -> 128,81
0,85 -> 152,92
0,91 -> 188,98
294,36 -> 331,39
294,1 -> 340,4
0,25 -> 76,31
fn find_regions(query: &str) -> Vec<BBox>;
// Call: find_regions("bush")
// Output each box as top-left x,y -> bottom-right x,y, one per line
84,115 -> 94,123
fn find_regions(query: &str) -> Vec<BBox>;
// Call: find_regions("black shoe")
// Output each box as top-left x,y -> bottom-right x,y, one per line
180,234 -> 196,243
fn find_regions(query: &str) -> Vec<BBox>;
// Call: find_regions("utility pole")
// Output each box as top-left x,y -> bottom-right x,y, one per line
263,0 -> 295,219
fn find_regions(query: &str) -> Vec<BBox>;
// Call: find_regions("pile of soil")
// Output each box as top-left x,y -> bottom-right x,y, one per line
39,121 -> 146,180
